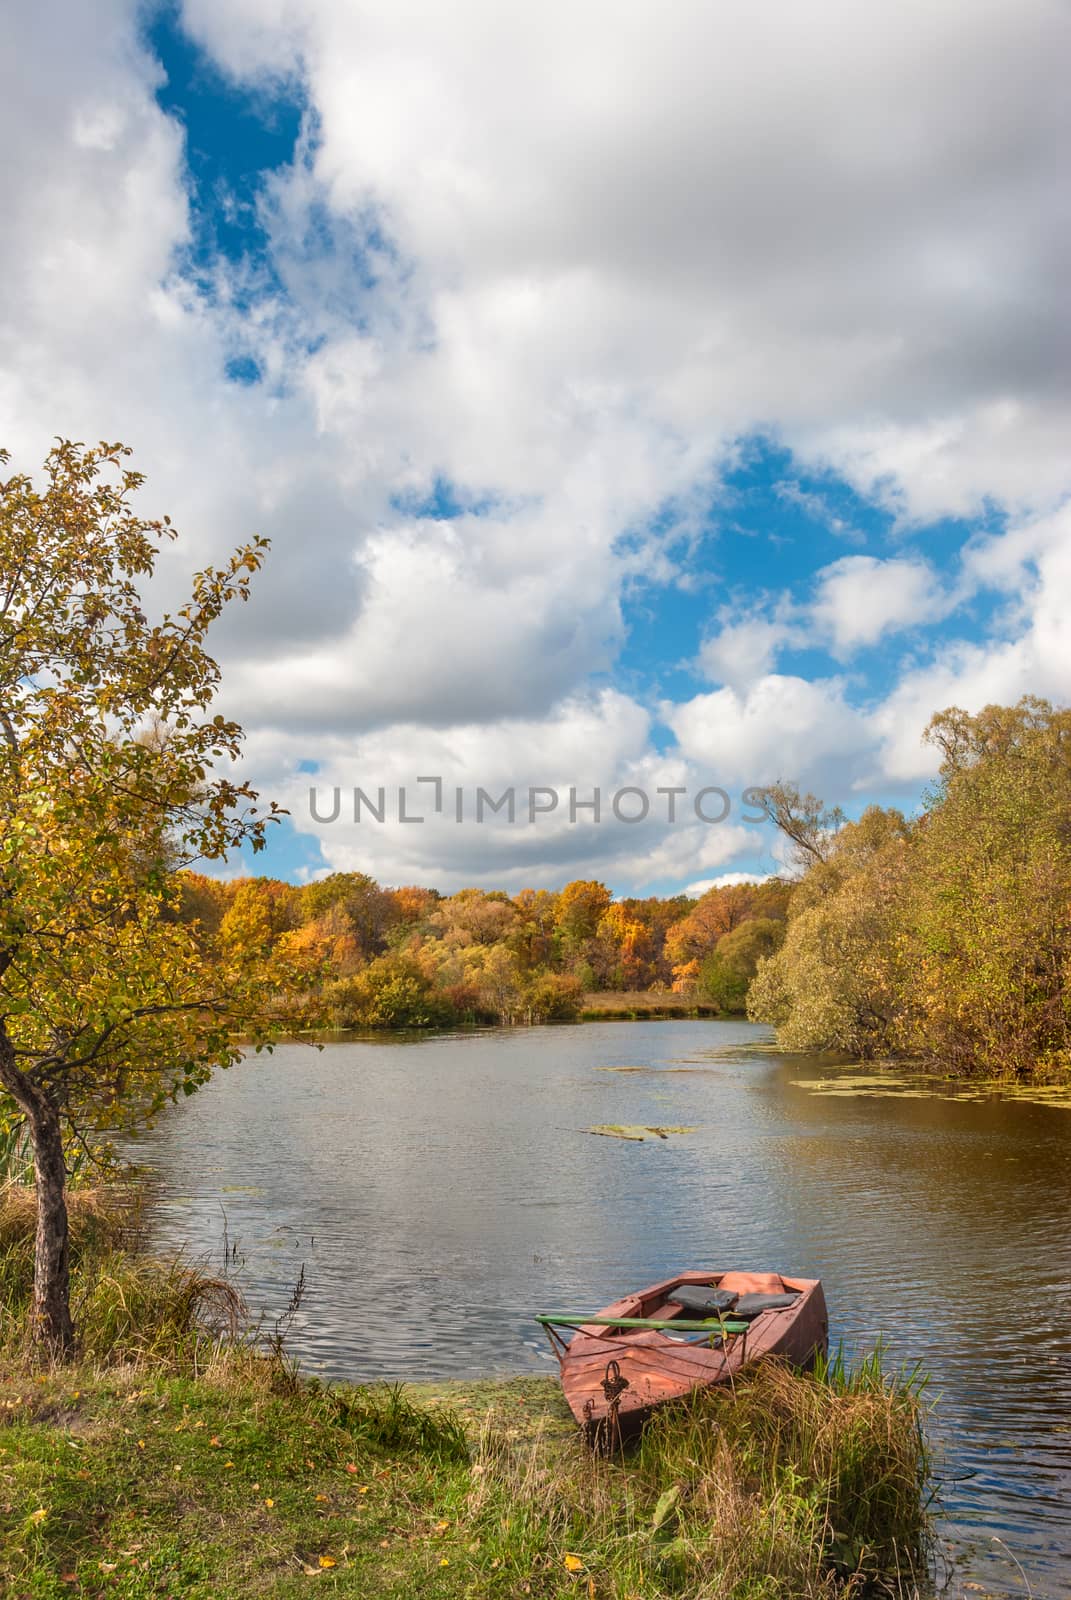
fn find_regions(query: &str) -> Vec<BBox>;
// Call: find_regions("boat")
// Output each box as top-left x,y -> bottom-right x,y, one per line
537,1268 -> 828,1445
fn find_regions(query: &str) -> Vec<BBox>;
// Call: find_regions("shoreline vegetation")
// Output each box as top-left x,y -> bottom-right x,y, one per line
748,702 -> 1071,1084
163,699 -> 1071,1086
0,1185 -> 934,1600
173,872 -> 792,1035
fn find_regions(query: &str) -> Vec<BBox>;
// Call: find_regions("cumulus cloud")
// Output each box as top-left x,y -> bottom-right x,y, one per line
697,610 -> 805,690
2,0 -> 1070,888
809,556 -> 956,657
179,0 -> 1071,520
250,690 -> 767,890
867,505 -> 1071,781
665,675 -> 873,794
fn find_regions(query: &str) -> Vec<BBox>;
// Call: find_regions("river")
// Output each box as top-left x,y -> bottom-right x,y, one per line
126,1020 -> 1071,1599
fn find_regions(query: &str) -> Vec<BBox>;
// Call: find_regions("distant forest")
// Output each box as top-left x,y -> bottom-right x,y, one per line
177,869 -> 790,1029
177,698 -> 1071,1082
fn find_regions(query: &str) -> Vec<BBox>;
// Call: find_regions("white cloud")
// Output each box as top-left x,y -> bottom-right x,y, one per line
867,504 -> 1071,781
179,0 -> 1071,522
665,675 -> 872,791
697,610 -> 804,690
809,555 -> 955,657
249,690 -> 765,891
685,871 -> 775,896
2,0 -> 1071,889
698,552 -> 958,688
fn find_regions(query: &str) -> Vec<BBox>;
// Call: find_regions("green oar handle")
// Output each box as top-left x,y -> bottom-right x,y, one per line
536,1314 -> 750,1334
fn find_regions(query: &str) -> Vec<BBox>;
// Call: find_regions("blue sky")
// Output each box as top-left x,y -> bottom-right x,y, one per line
5,0 -> 1070,893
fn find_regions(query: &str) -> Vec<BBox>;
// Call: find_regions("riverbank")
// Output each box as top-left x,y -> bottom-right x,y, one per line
0,1353 -> 931,1599
299,992 -> 732,1035
1,1186 -> 933,1598
579,991 -> 726,1020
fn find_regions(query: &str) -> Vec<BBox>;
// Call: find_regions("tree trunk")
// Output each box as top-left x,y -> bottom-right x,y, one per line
0,1026 -> 75,1360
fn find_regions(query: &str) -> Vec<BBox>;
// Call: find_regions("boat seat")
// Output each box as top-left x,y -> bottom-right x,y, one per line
732,1291 -> 801,1319
667,1285 -> 738,1317
717,1271 -> 784,1296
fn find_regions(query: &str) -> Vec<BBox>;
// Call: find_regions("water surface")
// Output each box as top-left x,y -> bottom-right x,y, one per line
127,1021 -> 1071,1598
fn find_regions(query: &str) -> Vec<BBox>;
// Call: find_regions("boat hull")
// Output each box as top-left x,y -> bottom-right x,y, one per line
553,1269 -> 828,1444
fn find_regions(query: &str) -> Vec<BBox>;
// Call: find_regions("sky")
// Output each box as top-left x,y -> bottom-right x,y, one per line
2,0 -> 1070,895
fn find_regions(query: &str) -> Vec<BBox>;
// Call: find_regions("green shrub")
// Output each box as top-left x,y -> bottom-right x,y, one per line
523,973 -> 584,1022
322,954 -> 457,1029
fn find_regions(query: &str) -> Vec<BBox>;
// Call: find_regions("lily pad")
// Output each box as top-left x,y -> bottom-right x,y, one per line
791,1072 -> 1071,1110
586,1124 -> 698,1141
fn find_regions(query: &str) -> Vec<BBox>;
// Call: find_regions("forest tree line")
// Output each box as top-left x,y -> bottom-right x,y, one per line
177,697 -> 1071,1081
748,698 -> 1071,1081
176,869 -> 791,1028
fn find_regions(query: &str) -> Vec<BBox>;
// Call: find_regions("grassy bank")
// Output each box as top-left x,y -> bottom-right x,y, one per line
580,991 -> 726,1021
0,1359 -> 932,1599
1,1190 -> 933,1597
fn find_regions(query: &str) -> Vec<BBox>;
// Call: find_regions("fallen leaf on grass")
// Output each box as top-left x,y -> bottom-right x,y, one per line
564,1552 -> 584,1572
28,1508 -> 48,1525
318,1555 -> 336,1569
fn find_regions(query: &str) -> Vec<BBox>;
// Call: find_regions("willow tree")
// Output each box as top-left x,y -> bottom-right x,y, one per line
0,440 -> 282,1357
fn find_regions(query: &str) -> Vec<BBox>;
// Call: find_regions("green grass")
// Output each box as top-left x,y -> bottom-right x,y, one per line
0,1354 -> 933,1598
1,1186 -> 934,1597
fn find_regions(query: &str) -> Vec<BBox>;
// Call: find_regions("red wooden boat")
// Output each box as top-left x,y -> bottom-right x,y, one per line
538,1269 -> 828,1444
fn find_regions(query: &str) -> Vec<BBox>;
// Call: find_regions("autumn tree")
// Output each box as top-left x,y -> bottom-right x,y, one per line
555,879 -> 612,944
219,877 -> 297,956
665,884 -> 757,972
665,881 -> 790,993
756,781 -> 845,870
510,888 -> 560,971
747,807 -> 912,1053
0,440 -> 282,1356
299,871 -> 399,959
906,699 -> 1071,1076
594,902 -> 652,989
698,916 -> 785,1013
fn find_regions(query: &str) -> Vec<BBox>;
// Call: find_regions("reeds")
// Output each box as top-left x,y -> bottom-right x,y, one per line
465,1352 -> 932,1598
0,1182 -> 242,1367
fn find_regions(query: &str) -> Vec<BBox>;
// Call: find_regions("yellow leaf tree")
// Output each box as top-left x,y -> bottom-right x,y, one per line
0,440 -> 284,1357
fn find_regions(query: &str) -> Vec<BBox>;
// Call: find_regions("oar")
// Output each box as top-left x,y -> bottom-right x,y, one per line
536,1313 -> 750,1334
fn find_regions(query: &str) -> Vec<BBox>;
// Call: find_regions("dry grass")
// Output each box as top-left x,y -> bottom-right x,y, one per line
461,1354 -> 931,1599
581,990 -> 721,1019
0,1183 -> 243,1367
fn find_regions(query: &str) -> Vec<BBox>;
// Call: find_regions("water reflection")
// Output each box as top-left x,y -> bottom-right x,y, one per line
126,1021 -> 1071,1599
